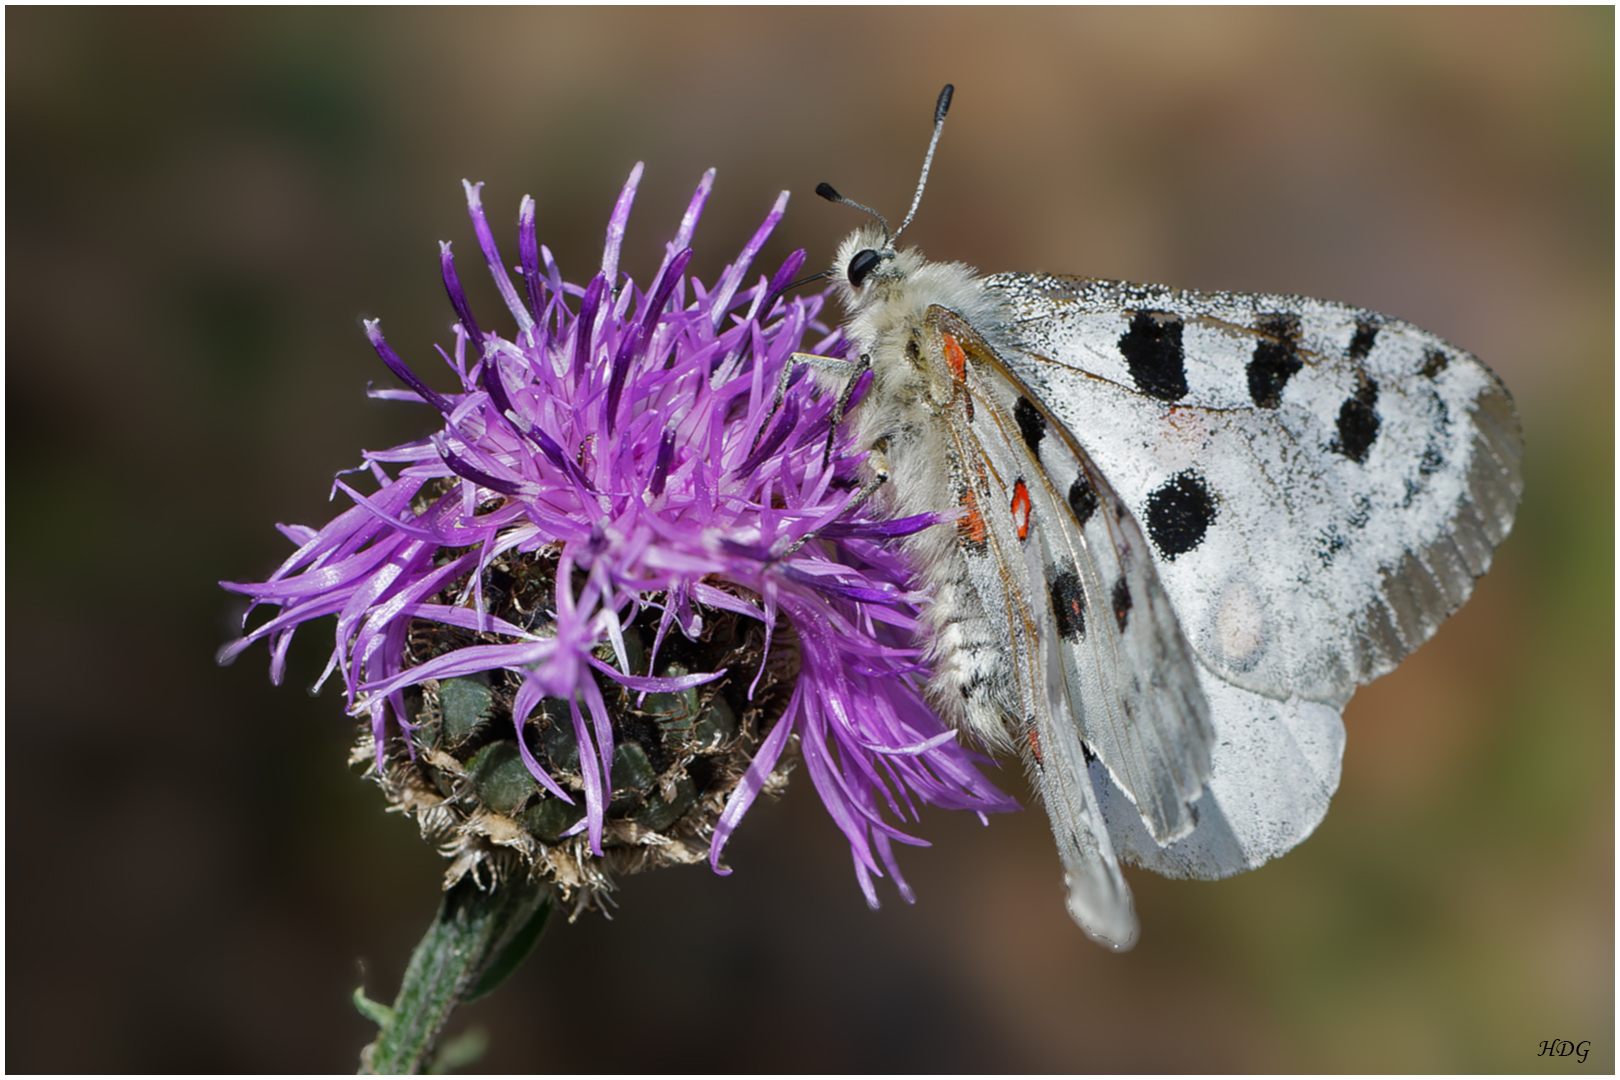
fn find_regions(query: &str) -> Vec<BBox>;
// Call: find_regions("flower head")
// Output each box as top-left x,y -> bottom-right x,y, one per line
220,166 -> 1016,906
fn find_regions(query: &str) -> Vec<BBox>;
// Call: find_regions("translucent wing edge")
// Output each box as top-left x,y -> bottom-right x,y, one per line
1348,376 -> 1524,685
1029,684 -> 1140,950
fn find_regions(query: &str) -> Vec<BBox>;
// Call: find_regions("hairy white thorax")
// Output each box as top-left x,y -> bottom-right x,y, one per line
825,227 -> 1028,751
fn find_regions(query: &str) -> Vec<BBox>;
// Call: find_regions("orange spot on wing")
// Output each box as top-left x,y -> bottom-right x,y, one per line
957,486 -> 988,549
1026,726 -> 1044,767
943,333 -> 968,383
1010,478 -> 1032,541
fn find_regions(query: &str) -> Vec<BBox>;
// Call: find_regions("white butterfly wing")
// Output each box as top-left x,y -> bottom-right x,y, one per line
982,274 -> 1522,877
925,308 -> 1214,937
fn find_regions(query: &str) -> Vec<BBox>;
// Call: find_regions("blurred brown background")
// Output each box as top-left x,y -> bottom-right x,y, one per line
7,7 -> 1612,1072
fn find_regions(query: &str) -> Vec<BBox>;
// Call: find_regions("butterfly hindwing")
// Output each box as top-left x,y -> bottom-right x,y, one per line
1091,676 -> 1346,879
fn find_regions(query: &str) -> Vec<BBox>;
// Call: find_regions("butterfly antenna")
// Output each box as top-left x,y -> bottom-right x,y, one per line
892,83 -> 953,244
815,182 -> 891,245
785,268 -> 831,291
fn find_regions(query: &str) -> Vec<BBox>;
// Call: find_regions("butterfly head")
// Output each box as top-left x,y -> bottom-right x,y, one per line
830,225 -> 926,315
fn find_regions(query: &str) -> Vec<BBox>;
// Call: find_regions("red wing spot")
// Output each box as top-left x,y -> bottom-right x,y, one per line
1026,726 -> 1044,767
1010,478 -> 1033,541
943,333 -> 968,383
957,486 -> 988,550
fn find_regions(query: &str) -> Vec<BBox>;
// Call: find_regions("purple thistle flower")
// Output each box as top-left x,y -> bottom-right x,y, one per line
220,166 -> 1017,906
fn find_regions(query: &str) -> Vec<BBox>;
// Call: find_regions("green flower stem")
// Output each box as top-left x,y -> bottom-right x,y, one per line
359,875 -> 553,1074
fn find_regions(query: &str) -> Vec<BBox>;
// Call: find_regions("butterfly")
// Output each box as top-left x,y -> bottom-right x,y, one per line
795,85 -> 1523,950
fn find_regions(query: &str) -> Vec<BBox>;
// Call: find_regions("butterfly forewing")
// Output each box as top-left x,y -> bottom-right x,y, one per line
927,307 -> 1215,850
987,275 -> 1523,708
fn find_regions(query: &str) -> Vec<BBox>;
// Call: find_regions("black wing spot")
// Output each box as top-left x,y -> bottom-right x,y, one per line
1419,443 -> 1444,475
1050,569 -> 1087,641
1331,372 -> 1381,463
1247,313 -> 1303,409
1420,347 -> 1449,378
1349,317 -> 1380,362
1144,471 -> 1216,559
1118,310 -> 1188,401
1014,396 -> 1046,454
905,334 -> 922,365
1067,472 -> 1099,526
1111,576 -> 1132,632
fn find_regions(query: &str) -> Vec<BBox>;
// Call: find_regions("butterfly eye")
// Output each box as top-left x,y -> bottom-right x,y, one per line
847,248 -> 883,288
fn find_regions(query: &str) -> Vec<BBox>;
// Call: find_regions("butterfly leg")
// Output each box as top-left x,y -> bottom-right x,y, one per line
752,351 -> 866,457
751,351 -> 808,455
842,439 -> 891,514
786,350 -> 867,381
823,354 -> 871,468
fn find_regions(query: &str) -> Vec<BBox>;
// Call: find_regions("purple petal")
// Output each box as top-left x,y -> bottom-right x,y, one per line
573,273 -> 606,375
670,168 -> 713,255
438,241 -> 484,352
518,196 -> 545,326
601,162 -> 643,284
463,179 -> 534,333
708,190 -> 788,330
364,320 -> 453,414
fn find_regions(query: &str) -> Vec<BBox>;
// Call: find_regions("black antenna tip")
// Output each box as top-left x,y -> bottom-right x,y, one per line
934,84 -> 954,123
815,182 -> 841,203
